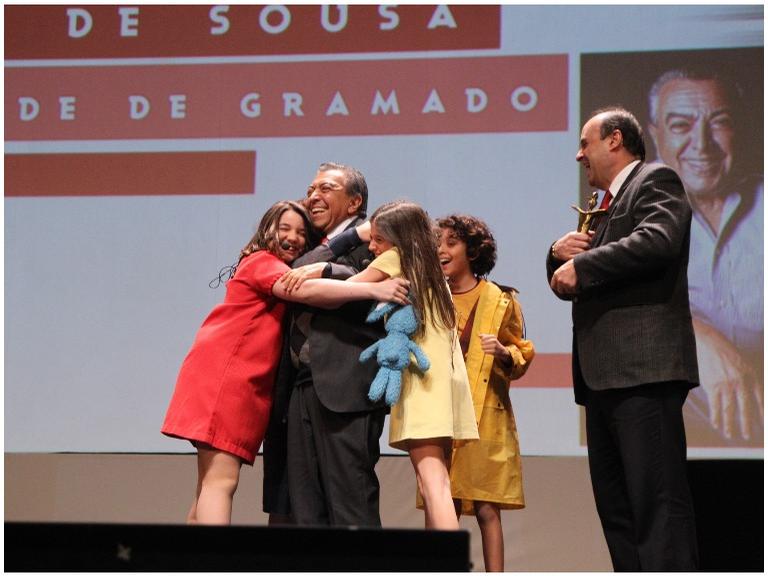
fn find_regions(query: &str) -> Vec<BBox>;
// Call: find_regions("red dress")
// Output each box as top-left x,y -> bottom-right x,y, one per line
161,250 -> 289,464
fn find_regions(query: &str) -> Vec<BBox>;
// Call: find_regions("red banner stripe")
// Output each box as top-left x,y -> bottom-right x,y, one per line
4,152 -> 255,197
512,353 -> 572,388
5,5 -> 500,60
5,55 -> 568,141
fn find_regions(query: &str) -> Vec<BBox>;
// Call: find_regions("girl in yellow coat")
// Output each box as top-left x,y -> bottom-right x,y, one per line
437,214 -> 535,571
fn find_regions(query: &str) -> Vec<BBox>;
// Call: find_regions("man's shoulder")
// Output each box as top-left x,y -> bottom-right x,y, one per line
637,161 -> 679,180
337,241 -> 373,265
335,216 -> 370,255
625,162 -> 685,195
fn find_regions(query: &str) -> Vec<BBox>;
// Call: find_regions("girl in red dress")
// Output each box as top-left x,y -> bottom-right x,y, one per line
162,200 -> 408,524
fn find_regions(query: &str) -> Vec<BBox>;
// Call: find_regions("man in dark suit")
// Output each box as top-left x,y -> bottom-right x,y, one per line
264,161 -> 386,527
546,108 -> 700,570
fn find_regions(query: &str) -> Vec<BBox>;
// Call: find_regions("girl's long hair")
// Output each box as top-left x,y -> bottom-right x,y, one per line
211,200 -> 313,288
370,201 -> 455,338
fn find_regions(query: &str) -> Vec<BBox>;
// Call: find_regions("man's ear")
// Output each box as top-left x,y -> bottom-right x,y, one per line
347,194 -> 363,215
608,128 -> 623,151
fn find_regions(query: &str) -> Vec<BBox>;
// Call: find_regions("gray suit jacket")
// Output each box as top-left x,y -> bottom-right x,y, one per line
547,162 -> 699,402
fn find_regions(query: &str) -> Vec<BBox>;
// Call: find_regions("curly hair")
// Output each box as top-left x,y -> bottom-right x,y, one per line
436,214 -> 497,278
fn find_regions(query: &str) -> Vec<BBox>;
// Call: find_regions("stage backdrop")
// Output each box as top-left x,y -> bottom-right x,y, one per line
5,5 -> 763,458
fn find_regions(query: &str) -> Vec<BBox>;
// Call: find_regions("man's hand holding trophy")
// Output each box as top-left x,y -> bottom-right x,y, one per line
572,190 -> 608,234
549,190 -> 610,296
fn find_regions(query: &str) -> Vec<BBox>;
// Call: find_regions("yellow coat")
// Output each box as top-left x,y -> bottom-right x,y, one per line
450,280 -> 535,514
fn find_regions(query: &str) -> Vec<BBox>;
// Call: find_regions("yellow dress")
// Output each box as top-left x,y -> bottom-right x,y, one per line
368,248 -> 479,451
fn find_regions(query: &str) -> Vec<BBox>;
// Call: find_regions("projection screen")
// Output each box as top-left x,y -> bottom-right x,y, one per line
4,5 -> 763,458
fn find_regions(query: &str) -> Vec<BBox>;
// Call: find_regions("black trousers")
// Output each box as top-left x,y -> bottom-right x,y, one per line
584,382 -> 699,571
286,376 -> 386,527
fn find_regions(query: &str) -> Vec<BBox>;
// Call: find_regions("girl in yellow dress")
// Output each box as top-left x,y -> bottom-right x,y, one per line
436,214 -> 535,570
347,201 -> 479,530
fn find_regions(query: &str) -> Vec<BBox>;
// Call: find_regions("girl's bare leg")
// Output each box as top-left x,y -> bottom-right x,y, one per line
192,443 -> 242,525
408,438 -> 458,530
186,491 -> 200,524
474,500 -> 504,572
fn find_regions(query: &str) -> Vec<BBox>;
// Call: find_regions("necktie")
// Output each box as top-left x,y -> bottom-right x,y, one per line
599,190 -> 613,210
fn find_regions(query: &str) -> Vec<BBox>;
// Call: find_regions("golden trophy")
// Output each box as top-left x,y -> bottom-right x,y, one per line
572,190 -> 607,233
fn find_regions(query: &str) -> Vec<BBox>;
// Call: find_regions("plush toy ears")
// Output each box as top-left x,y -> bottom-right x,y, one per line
365,301 -> 399,323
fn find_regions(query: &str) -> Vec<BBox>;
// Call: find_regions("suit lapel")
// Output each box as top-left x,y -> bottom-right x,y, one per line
593,162 -> 645,246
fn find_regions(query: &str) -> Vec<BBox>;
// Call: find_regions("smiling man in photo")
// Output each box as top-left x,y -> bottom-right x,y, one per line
648,70 -> 764,445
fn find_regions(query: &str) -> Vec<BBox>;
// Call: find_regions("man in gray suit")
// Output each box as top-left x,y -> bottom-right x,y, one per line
547,108 -> 699,570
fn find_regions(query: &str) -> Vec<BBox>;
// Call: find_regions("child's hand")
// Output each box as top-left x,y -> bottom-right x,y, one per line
479,333 -> 512,363
372,278 -> 410,305
279,262 -> 326,292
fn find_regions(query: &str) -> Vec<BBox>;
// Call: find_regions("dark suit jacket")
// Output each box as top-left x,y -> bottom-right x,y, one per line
282,217 -> 385,414
547,162 -> 699,403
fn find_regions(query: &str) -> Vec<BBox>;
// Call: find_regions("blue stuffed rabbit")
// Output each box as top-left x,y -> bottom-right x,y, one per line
359,301 -> 430,406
